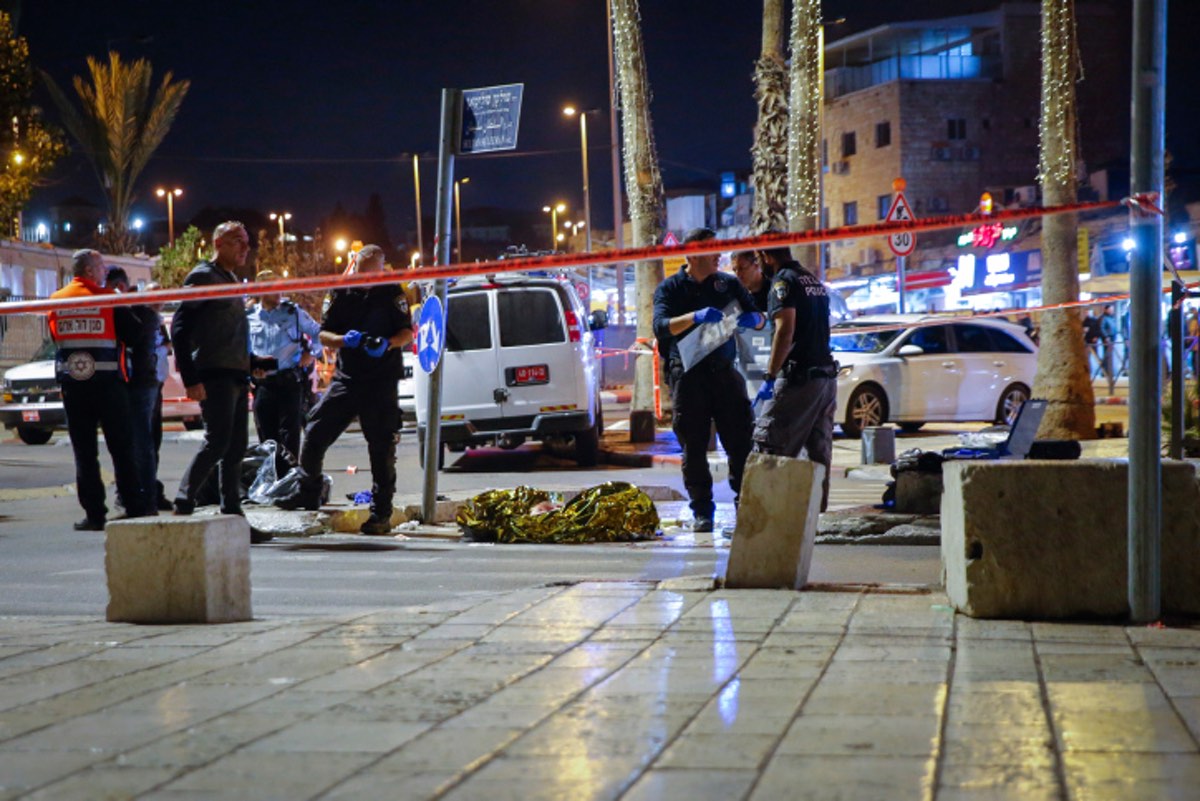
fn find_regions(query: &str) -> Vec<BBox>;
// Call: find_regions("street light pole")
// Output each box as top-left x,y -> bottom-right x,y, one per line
542,203 -> 566,250
413,154 -> 425,264
156,187 -> 182,246
454,177 -> 470,261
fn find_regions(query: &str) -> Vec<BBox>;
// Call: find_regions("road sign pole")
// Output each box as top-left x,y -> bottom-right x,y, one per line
897,255 -> 906,314
421,88 -> 460,523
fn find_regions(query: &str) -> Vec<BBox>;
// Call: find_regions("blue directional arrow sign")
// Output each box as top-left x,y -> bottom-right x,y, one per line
417,296 -> 445,374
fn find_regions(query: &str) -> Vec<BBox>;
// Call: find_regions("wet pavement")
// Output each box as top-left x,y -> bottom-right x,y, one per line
1,582 -> 1198,800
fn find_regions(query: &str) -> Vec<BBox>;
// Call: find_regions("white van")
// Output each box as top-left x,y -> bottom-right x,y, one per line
414,273 -> 605,468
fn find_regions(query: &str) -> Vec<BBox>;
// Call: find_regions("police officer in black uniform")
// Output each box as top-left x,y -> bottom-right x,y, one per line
653,227 -> 764,533
752,246 -> 838,511
279,245 -> 414,535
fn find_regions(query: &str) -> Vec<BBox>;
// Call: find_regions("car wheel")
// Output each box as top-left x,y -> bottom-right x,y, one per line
898,422 -> 925,434
16,426 -> 53,445
996,383 -> 1031,425
843,384 -> 887,439
574,397 -> 603,467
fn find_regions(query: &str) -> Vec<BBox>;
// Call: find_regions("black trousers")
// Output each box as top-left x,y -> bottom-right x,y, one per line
669,363 -> 754,518
177,374 -> 249,512
62,378 -> 143,522
252,372 -> 304,463
298,378 -> 398,517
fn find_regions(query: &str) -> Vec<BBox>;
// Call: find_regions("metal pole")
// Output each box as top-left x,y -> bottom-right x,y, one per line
897,255 -> 906,314
421,88 -> 459,523
1170,280 -> 1183,460
413,154 -> 425,262
1128,0 -> 1166,623
606,0 -> 624,323
167,194 -> 175,247
581,113 -> 593,254
454,180 -> 462,262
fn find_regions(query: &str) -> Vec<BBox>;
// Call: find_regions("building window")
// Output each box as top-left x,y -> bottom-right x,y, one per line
877,194 -> 892,221
843,202 -> 858,226
875,121 -> 891,148
981,118 -> 991,131
821,207 -> 829,229
841,131 -> 856,158
947,118 -> 967,140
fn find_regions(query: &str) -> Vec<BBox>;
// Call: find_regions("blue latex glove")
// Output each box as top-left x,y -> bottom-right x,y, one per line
342,329 -> 363,349
693,307 -> 723,325
737,311 -> 762,329
755,378 -> 776,406
364,338 -> 389,358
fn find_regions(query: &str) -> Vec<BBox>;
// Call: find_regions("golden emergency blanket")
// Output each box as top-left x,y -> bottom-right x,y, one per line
456,482 -> 661,544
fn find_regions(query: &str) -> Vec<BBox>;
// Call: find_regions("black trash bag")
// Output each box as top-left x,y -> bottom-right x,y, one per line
892,448 -> 945,477
266,467 -> 332,507
194,440 -> 300,507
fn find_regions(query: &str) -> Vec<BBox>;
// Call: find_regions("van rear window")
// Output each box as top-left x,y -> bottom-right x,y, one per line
446,293 -> 491,352
498,290 -> 565,347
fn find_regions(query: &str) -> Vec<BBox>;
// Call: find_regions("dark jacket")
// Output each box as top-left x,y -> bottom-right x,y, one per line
125,305 -> 162,388
170,260 -> 250,386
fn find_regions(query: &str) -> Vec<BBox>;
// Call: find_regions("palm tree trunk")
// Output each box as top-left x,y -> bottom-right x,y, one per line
1035,0 -> 1095,438
751,0 -> 788,234
787,0 -> 822,269
611,0 -> 665,442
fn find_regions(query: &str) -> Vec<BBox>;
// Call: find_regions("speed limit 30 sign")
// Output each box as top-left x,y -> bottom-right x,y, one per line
885,192 -> 917,257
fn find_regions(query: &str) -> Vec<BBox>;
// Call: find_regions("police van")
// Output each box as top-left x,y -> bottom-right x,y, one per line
414,273 -> 605,468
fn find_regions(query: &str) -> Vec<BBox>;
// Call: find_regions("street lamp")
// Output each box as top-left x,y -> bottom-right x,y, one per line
155,187 -> 182,246
562,106 -> 594,253
454,177 -> 470,261
542,202 -> 567,250
268,212 -> 292,244
410,251 -> 421,270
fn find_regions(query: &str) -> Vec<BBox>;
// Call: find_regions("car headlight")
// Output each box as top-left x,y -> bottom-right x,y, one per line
838,365 -> 854,378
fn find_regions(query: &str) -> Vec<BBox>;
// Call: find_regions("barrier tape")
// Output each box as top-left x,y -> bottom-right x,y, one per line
0,195 -> 1149,317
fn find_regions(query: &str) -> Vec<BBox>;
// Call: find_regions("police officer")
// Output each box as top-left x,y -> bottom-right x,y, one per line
48,250 -> 146,529
652,227 -> 764,533
247,269 -> 323,464
752,245 -> 838,511
279,245 -> 413,535
171,221 -> 253,518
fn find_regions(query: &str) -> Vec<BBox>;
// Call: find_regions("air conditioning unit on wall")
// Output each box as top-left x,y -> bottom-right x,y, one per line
1013,185 -> 1038,205
831,161 -> 850,175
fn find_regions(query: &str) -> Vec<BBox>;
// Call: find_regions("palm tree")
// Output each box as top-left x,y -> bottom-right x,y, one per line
1034,0 -> 1094,438
42,52 -> 189,253
787,0 -> 822,269
751,0 -> 788,234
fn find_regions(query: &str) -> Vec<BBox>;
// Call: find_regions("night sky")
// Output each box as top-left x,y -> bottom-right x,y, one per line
17,0 -> 1200,247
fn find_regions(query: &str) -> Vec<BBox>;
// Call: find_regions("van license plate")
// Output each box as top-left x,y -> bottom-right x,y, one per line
507,365 -> 549,386
21,410 -> 40,422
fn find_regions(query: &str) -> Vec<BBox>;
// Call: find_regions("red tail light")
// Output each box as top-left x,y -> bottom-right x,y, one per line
563,310 -> 582,342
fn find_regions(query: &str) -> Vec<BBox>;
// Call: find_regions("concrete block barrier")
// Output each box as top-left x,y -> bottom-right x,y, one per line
726,453 -> 825,590
105,515 -> 253,624
942,460 -> 1200,619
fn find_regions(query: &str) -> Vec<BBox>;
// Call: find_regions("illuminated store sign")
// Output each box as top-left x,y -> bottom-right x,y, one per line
954,250 -> 1040,295
957,223 -> 1019,248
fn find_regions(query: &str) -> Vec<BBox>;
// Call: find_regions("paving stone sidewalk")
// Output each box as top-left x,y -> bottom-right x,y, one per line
1,583 -> 1198,800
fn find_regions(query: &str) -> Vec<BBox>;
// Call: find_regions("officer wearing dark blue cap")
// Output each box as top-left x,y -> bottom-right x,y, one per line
652,227 -> 764,533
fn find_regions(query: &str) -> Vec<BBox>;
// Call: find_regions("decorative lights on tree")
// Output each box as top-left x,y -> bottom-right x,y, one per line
786,0 -> 821,264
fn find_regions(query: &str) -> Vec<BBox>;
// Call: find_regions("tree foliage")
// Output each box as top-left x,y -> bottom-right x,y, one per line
251,228 -> 336,324
0,11 -> 66,238
154,224 -> 205,287
42,52 -> 189,254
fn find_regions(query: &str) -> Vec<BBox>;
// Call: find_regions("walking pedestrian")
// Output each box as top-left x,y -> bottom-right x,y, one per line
277,245 -> 413,535
751,246 -> 838,512
247,269 -> 323,465
48,250 -> 146,529
1099,303 -> 1118,395
106,266 -> 160,517
171,221 -> 253,518
652,227 -> 764,533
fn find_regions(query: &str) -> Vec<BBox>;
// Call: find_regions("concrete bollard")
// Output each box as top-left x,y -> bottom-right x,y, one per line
941,460 -> 1200,619
861,426 -> 895,465
725,453 -> 825,590
106,515 -> 253,624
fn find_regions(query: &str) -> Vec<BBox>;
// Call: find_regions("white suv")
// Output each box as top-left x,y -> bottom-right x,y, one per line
415,273 -> 605,468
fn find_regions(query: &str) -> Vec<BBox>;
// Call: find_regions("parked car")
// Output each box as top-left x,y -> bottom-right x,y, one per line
414,273 -> 605,468
0,333 -> 202,445
831,315 -> 1037,437
397,363 -> 416,428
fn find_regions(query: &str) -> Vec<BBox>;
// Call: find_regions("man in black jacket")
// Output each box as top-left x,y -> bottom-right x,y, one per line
171,222 -> 252,517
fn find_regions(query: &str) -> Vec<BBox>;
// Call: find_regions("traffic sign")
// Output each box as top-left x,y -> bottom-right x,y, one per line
417,296 -> 445,374
885,192 -> 917,257
663,231 -> 679,246
459,84 -> 524,154
575,281 -> 589,302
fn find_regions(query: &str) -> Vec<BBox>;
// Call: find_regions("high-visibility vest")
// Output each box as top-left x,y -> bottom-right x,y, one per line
48,278 -> 128,382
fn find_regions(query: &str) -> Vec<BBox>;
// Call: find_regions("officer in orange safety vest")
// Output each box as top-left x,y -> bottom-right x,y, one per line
48,249 -> 149,530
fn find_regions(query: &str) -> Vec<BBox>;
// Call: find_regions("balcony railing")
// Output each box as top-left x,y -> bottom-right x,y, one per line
826,54 -> 1000,100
